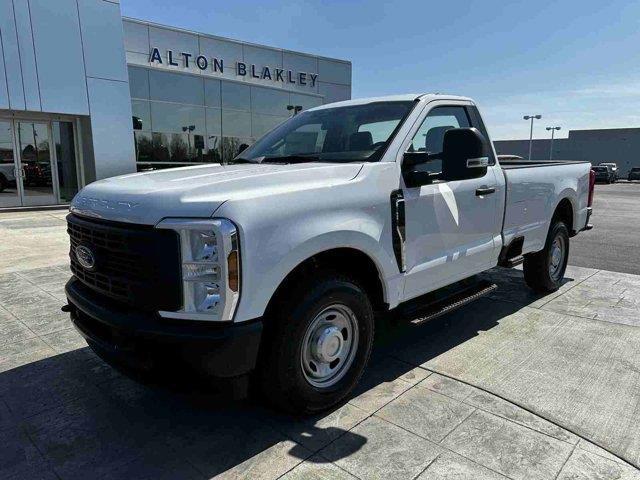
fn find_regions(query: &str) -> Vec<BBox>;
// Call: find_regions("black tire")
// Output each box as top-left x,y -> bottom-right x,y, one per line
257,271 -> 374,414
0,174 -> 7,193
523,221 -> 570,293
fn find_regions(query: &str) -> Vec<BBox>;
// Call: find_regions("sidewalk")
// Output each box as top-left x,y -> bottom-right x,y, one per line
1,211 -> 640,479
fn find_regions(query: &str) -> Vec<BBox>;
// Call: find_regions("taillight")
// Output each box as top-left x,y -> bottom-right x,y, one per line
588,169 -> 596,207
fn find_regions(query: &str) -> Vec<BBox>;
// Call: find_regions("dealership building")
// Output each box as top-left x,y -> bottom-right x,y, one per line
495,128 -> 640,176
0,0 -> 352,209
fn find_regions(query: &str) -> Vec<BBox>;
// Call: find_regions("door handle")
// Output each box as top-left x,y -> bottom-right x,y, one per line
475,187 -> 496,196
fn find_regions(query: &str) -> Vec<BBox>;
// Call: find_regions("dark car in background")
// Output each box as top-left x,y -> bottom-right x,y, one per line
629,167 -> 640,181
592,165 -> 614,183
599,162 -> 619,182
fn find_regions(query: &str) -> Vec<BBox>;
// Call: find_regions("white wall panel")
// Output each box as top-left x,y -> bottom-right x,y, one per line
78,0 -> 127,81
13,0 -> 41,111
199,36 -> 243,64
0,29 -> 9,109
149,26 -> 198,56
29,0 -> 89,114
283,52 -> 318,74
318,82 -> 350,103
318,59 -> 351,86
123,19 -> 149,54
243,45 -> 283,69
87,77 -> 136,179
0,1 -> 25,110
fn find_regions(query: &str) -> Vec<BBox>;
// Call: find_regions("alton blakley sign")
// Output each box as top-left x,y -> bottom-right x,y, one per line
149,47 -> 319,88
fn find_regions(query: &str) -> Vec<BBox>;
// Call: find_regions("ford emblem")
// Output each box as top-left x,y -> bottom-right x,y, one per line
75,245 -> 96,271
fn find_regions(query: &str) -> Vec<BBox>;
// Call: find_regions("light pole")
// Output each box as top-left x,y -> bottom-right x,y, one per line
182,125 -> 196,157
545,126 -> 561,160
523,114 -> 542,160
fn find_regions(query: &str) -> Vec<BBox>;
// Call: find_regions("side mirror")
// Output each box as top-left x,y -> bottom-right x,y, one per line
402,151 -> 438,188
441,128 -> 490,181
404,170 -> 434,188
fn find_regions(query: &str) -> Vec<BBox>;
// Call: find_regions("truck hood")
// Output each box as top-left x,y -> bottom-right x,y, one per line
70,162 -> 363,225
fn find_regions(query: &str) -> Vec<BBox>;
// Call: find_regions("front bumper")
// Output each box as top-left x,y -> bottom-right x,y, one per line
65,278 -> 262,379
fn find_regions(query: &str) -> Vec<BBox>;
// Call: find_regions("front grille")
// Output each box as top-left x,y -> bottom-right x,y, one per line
67,213 -> 182,311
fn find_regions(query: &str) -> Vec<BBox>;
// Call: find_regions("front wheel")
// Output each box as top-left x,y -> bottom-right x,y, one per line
523,221 -> 570,293
257,271 -> 374,414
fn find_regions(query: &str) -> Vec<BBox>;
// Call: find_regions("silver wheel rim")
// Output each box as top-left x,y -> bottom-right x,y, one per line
549,234 -> 566,281
301,304 -> 359,388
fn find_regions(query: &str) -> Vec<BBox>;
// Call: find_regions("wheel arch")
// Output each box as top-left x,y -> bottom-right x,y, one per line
553,196 -> 575,234
265,246 -> 388,320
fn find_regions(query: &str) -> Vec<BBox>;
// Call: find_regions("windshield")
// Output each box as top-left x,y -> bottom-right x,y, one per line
593,167 -> 607,172
234,101 -> 415,163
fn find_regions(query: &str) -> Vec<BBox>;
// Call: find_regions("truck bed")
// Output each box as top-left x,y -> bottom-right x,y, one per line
500,160 -> 592,256
500,160 -> 591,169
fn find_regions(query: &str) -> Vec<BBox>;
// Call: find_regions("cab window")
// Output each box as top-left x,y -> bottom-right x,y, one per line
406,106 -> 471,176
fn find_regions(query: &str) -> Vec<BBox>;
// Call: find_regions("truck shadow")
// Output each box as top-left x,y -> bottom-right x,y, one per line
0,267 -> 574,479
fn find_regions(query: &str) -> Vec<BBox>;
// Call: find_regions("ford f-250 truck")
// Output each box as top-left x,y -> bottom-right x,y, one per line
64,94 -> 595,414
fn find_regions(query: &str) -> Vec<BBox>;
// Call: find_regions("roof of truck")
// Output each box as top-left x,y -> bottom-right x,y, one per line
309,93 -> 474,111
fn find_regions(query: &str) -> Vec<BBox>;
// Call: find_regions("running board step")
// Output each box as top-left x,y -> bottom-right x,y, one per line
403,281 -> 498,326
503,255 -> 524,268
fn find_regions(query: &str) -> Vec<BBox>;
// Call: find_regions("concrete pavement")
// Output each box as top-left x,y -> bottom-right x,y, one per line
570,182 -> 640,275
2,209 -> 640,478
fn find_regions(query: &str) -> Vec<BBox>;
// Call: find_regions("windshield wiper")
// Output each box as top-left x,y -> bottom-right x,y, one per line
260,154 -> 320,164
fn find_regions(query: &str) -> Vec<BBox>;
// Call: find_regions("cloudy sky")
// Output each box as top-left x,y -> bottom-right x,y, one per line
122,0 -> 640,140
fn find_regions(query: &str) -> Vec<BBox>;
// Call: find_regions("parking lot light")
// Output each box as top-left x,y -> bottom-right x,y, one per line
524,114 -> 542,160
546,126 -> 561,160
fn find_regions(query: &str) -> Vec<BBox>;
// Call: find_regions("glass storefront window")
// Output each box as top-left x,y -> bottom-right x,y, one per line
251,87 -> 290,116
222,137 -> 254,164
130,68 -> 326,171
134,131 -> 153,163
52,121 -> 79,202
149,70 -> 205,105
205,79 -> 221,108
290,93 -> 323,111
205,135 -> 223,163
152,132 -> 203,163
206,108 -> 222,135
150,102 -> 206,135
134,132 -> 208,166
129,66 -> 150,99
221,82 -> 250,111
132,100 -> 151,131
252,113 -> 288,139
221,110 -> 252,137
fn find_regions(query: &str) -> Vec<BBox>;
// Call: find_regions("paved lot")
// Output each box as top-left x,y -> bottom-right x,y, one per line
570,181 -> 640,275
2,209 -> 640,478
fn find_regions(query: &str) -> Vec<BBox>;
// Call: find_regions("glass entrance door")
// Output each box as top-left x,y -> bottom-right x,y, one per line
0,120 -> 20,208
15,121 -> 58,206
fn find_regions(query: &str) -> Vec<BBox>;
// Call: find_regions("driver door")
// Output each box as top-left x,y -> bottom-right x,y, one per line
402,104 -> 500,300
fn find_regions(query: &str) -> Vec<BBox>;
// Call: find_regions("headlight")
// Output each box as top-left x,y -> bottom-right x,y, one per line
155,218 -> 240,321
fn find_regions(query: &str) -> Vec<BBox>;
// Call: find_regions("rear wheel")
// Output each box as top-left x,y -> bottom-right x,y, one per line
257,271 -> 374,414
523,221 -> 570,293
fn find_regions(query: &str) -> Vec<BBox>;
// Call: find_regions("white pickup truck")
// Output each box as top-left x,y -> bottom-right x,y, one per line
64,94 -> 594,413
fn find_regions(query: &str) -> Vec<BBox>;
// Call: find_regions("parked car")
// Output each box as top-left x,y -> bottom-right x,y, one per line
599,162 -> 619,182
63,94 -> 595,414
592,165 -> 614,184
629,167 -> 640,181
